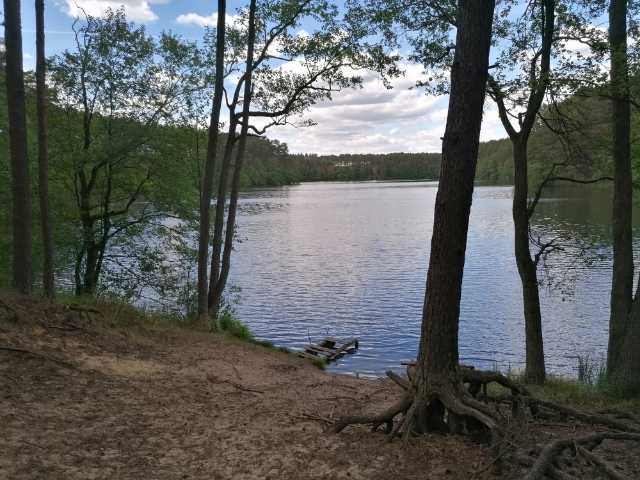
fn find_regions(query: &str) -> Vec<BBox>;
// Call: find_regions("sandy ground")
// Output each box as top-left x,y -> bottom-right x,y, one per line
1,291 -> 639,479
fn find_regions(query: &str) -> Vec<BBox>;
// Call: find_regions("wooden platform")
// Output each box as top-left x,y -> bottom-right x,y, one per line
298,337 -> 359,362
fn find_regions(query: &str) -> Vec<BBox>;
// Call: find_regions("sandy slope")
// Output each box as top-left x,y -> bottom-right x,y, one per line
1,291 -> 638,479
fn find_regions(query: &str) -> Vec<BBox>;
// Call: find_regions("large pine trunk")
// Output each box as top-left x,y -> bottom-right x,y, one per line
4,0 -> 32,294
512,140 -> 546,383
607,0 -> 640,396
409,0 -> 495,433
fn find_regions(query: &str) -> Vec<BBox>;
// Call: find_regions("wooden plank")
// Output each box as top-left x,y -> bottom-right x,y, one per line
306,345 -> 338,354
323,337 -> 351,344
327,340 -> 358,359
299,337 -> 359,363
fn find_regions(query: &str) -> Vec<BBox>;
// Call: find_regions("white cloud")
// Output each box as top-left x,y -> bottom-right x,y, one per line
480,103 -> 509,143
175,12 -> 241,28
225,58 -> 505,155
61,0 -> 167,23
263,63 -> 444,154
428,108 -> 448,123
23,53 -> 34,59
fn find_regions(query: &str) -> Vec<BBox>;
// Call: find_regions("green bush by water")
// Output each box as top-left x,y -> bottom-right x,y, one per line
218,312 -> 252,340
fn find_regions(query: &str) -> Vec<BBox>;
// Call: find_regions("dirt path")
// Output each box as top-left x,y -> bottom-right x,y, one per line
1,291 -> 639,479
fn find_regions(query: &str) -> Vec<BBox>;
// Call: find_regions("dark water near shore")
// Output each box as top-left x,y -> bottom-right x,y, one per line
227,181 -> 632,379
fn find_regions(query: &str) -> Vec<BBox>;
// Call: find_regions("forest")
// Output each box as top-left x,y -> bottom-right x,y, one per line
2,0 -> 640,478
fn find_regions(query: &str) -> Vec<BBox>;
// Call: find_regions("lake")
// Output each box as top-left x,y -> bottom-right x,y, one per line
227,181 -> 628,379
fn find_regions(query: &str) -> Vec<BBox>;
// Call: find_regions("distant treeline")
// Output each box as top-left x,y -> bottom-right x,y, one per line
291,152 -> 442,181
242,147 -> 443,185
238,93 -> 627,187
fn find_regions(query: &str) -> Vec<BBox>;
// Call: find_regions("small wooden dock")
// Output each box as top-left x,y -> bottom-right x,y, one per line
298,337 -> 359,362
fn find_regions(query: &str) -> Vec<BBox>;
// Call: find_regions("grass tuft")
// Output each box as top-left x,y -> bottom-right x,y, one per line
218,312 -> 252,340
489,355 -> 640,412
57,295 -> 295,355
311,357 -> 326,370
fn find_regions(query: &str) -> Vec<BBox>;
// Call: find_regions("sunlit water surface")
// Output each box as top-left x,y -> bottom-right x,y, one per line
226,181 -> 630,378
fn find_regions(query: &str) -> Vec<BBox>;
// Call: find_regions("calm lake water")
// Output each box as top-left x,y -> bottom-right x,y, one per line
227,181 -> 631,379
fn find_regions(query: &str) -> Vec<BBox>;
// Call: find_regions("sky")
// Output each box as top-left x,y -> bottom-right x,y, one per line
16,0 -> 510,155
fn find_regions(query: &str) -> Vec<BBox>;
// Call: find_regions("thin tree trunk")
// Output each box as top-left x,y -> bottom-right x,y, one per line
208,0 -> 257,316
489,0 -> 555,384
513,141 -> 546,382
607,0 -> 633,374
210,105 -> 252,315
4,0 -> 32,294
36,0 -> 55,298
409,0 -> 494,433
208,123 -> 237,311
197,0 -> 227,316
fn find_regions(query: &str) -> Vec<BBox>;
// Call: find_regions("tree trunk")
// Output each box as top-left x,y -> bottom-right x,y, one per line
489,0 -> 555,384
612,298 -> 640,396
36,0 -> 55,298
210,102 -> 253,315
513,140 -> 546,383
408,0 -> 494,434
208,0 -> 257,316
5,0 -> 32,294
197,0 -> 227,316
607,0 -> 633,372
607,0 -> 640,395
208,123 -> 237,312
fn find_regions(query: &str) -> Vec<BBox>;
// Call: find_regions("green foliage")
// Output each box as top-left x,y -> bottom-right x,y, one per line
577,353 -> 608,389
218,312 -> 253,340
30,8 -> 221,303
476,93 -> 618,184
239,137 -> 299,187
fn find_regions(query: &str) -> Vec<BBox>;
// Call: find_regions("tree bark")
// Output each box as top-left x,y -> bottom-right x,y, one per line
36,0 -> 55,298
408,0 -> 494,433
607,0 -> 640,396
197,0 -> 227,316
513,140 -> 546,383
208,122 -> 237,311
4,0 -> 32,294
607,0 -> 633,371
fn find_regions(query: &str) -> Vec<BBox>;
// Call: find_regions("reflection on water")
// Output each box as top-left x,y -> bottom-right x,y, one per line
228,181 -> 628,379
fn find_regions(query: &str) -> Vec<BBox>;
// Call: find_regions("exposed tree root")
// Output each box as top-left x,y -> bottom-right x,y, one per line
327,389 -> 413,436
489,394 -> 640,433
523,432 -> 640,480
0,346 -> 75,367
325,369 -> 640,479
516,453 -> 580,480
596,408 -> 640,425
576,445 -> 627,480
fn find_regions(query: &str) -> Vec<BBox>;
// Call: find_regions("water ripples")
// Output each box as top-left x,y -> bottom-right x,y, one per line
228,181 -> 620,379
